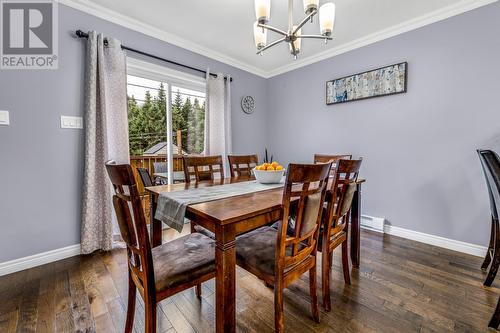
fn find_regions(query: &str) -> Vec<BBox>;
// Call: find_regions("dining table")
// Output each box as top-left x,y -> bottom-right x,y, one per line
146,176 -> 365,333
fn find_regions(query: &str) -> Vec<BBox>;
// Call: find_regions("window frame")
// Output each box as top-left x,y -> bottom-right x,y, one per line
127,57 -> 206,184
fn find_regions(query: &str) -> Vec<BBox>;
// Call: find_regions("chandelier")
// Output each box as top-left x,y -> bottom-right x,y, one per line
253,0 -> 336,59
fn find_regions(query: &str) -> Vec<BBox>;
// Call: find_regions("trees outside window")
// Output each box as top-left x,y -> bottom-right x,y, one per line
127,75 -> 205,156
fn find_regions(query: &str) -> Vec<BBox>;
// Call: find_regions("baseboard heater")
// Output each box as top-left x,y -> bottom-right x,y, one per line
360,215 -> 385,233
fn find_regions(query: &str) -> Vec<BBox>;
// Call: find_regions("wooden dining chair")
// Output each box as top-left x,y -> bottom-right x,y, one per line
105,162 -> 216,333
236,162 -> 332,332
182,155 -> 224,183
477,149 -> 500,287
137,167 -> 154,188
228,154 -> 258,177
318,158 -> 362,311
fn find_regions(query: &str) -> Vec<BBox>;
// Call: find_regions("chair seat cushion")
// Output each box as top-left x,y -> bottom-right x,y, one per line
152,233 -> 215,292
236,226 -> 281,277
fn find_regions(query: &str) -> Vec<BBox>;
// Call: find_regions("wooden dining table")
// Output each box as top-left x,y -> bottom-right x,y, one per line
146,176 -> 365,333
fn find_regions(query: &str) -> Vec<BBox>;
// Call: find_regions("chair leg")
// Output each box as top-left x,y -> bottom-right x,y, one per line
482,216 -> 497,271
485,221 -> 500,287
489,295 -> 500,329
125,272 -> 137,333
145,297 -> 157,333
195,284 -> 202,299
321,249 -> 332,312
309,267 -> 320,323
274,283 -> 285,333
341,240 -> 351,285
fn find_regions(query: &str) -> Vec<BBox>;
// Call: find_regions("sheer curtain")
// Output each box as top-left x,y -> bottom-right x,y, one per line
81,31 -> 129,254
204,71 -> 232,176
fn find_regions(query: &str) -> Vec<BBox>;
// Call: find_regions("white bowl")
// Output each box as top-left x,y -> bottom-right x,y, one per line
253,168 -> 286,184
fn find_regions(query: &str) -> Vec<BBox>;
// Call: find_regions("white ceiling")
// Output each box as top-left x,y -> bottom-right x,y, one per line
64,0 -> 496,77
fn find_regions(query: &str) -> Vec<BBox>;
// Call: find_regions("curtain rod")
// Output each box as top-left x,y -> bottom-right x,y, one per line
75,30 -> 232,82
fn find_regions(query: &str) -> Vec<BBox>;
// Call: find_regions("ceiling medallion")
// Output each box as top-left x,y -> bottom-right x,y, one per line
253,0 -> 336,59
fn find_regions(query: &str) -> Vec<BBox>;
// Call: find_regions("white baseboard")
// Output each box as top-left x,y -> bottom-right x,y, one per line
0,244 -> 81,277
360,215 -> 487,257
383,225 -> 487,258
0,218 -> 489,276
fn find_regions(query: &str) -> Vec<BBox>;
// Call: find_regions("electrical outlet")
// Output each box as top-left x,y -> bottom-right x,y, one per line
61,116 -> 83,129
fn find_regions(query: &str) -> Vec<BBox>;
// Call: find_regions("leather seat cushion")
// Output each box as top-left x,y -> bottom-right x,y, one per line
152,233 -> 215,292
236,227 -> 279,277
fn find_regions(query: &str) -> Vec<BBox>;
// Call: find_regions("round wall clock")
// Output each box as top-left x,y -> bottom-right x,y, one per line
241,96 -> 255,114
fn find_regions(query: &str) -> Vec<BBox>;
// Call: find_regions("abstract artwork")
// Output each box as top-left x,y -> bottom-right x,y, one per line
326,62 -> 407,105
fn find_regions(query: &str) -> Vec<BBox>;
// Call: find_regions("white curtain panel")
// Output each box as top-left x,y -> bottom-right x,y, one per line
81,31 -> 129,254
204,71 -> 232,176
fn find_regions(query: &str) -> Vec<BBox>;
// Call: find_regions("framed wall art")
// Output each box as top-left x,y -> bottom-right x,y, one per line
326,62 -> 407,105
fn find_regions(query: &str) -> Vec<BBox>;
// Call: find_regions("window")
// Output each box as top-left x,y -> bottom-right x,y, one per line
126,58 -> 206,183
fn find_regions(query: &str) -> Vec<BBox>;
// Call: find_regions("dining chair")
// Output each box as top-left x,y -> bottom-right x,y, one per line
236,162 -> 332,332
228,154 -> 259,177
318,158 -> 362,311
477,149 -> 500,287
105,162 -> 216,333
182,155 -> 224,183
490,295 -> 500,329
137,167 -> 154,188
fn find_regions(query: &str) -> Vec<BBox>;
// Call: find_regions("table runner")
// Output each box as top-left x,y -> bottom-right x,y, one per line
155,180 -> 284,232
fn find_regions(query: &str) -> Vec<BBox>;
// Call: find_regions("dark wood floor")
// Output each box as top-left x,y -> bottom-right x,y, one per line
1,226 -> 498,332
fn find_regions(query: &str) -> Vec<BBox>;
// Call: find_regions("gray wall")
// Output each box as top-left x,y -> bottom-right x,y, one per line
266,2 -> 500,246
2,2 -> 498,263
0,5 -> 268,262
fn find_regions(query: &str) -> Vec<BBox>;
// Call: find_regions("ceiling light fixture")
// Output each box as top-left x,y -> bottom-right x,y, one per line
253,0 -> 335,59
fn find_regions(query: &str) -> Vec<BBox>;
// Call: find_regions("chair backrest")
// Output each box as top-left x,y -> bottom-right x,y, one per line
324,159 -> 362,238
153,162 -> 167,174
478,150 -> 500,220
228,154 -> 258,177
313,154 -> 352,163
137,167 -> 154,188
276,163 -> 332,271
182,155 -> 224,183
105,162 -> 155,298
314,154 -> 352,176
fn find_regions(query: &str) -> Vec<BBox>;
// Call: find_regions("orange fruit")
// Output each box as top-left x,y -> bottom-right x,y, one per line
275,165 -> 284,170
262,163 -> 270,168
255,166 -> 261,171
266,165 -> 275,171
271,161 -> 279,166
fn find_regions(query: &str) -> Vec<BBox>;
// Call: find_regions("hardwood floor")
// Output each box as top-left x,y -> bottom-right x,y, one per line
1,226 -> 498,332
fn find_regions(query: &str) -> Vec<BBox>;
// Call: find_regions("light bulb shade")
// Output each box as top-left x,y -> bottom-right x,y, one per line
289,26 -> 301,55
253,21 -> 267,49
255,0 -> 270,23
303,0 -> 319,14
319,2 -> 336,36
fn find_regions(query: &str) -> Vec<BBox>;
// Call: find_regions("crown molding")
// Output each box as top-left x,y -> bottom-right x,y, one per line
266,0 -> 498,77
59,0 -> 497,79
58,0 -> 268,78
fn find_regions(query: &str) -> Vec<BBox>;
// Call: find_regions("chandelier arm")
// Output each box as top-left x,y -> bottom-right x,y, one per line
296,35 -> 333,40
290,39 -> 297,55
257,23 -> 288,36
293,10 -> 317,35
256,37 -> 286,54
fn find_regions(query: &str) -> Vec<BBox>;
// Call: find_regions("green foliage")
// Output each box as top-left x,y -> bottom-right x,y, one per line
128,84 -> 205,156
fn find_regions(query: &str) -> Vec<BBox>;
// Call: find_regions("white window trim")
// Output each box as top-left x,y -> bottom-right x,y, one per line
126,56 -> 206,184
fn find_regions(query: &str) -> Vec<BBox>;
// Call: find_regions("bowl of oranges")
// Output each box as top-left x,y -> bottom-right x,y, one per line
253,162 -> 285,184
